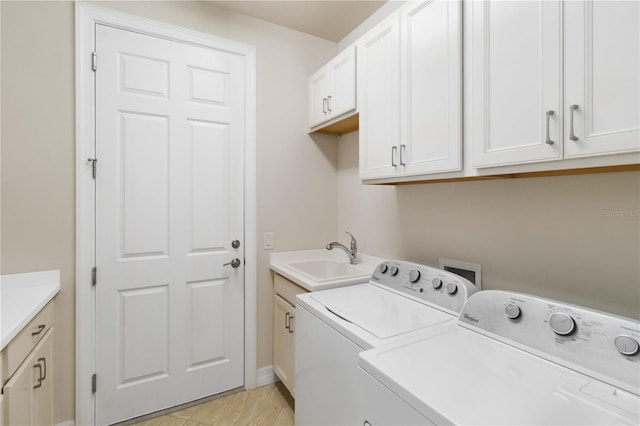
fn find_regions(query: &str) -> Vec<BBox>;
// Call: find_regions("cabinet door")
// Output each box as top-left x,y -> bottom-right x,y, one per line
327,45 -> 357,120
358,14 -> 401,180
472,0 -> 562,167
308,67 -> 329,128
30,329 -> 53,426
400,0 -> 462,176
273,295 -> 295,395
2,354 -> 31,425
565,1 -> 640,158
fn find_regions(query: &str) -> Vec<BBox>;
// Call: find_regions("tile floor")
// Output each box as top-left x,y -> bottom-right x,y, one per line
132,382 -> 294,426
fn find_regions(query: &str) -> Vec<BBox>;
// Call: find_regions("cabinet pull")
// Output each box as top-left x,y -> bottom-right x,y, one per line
288,315 -> 294,333
33,363 -> 43,389
32,324 -> 46,336
322,98 -> 327,114
327,95 -> 332,113
391,146 -> 397,167
569,105 -> 579,141
400,144 -> 406,166
545,110 -> 555,145
285,312 -> 290,330
39,357 -> 47,381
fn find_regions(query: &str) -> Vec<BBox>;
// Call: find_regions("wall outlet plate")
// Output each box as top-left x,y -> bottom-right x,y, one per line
439,258 -> 482,290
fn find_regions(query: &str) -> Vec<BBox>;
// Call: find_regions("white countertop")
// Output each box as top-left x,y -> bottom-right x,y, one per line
270,249 -> 385,291
0,270 -> 61,351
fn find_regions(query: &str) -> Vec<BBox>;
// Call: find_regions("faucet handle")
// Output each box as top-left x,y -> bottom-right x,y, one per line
345,231 -> 357,249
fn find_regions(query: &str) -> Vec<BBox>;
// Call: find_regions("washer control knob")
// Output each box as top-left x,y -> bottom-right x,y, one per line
446,283 -> 457,295
615,336 -> 639,356
504,303 -> 521,320
390,266 -> 399,276
408,270 -> 421,283
432,278 -> 443,289
379,264 -> 388,274
550,312 -> 576,336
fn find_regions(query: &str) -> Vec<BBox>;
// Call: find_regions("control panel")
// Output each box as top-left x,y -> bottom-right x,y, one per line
371,261 -> 478,315
459,290 -> 640,394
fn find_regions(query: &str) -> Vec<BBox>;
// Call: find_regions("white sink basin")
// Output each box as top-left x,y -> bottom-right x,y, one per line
284,260 -> 371,283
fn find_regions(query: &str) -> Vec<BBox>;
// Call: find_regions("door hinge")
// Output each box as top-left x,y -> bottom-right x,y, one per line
92,374 -> 97,393
92,51 -> 97,71
91,267 -> 97,286
88,158 -> 97,179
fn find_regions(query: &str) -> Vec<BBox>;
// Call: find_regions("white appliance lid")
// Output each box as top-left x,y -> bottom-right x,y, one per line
360,327 -> 640,425
310,284 -> 452,339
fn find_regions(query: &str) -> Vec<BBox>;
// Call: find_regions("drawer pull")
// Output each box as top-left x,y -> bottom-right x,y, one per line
288,315 -> 294,333
32,324 -> 46,336
285,312 -> 290,330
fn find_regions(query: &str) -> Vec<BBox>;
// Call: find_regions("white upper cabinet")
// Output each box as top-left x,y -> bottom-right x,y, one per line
359,0 -> 461,181
358,14 -> 401,180
472,0 -> 639,169
308,46 -> 357,130
564,1 -> 640,158
472,0 -> 563,168
400,0 -> 462,176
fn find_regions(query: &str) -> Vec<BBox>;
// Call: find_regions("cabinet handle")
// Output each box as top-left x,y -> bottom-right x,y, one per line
569,104 -> 579,141
545,110 -> 555,145
327,95 -> 332,113
323,98 -> 327,114
33,363 -> 43,389
39,357 -> 47,381
288,315 -> 294,333
400,144 -> 406,166
32,324 -> 46,336
391,146 -> 397,167
285,312 -> 290,330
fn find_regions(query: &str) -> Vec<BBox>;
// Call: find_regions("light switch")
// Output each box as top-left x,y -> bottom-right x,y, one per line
263,232 -> 273,250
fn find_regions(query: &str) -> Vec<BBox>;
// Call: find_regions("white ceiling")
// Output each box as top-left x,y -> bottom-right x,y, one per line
210,1 -> 387,42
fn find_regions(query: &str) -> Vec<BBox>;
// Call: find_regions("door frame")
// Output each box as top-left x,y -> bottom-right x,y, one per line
74,3 -> 257,424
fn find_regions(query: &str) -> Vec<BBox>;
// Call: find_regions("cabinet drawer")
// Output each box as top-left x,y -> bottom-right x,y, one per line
2,300 -> 54,380
274,274 -> 308,306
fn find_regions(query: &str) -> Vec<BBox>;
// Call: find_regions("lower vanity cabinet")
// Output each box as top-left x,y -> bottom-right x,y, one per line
1,301 -> 55,426
273,274 -> 308,396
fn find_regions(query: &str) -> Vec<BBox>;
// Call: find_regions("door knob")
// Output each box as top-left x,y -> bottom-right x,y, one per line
231,240 -> 241,249
223,258 -> 241,268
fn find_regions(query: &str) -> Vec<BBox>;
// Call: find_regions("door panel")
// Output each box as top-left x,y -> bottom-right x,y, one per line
95,24 -> 245,425
565,0 -> 640,157
472,0 -> 562,167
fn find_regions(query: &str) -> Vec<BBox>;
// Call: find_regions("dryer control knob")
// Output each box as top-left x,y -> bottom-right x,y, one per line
408,270 -> 421,283
446,283 -> 457,295
550,312 -> 576,336
379,264 -> 388,274
504,303 -> 521,319
432,278 -> 443,289
390,266 -> 399,276
615,336 -> 639,356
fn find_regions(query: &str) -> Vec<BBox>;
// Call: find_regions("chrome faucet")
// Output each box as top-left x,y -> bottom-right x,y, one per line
326,231 -> 358,265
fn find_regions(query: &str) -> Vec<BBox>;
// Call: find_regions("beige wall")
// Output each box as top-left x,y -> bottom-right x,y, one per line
1,1 -> 338,422
337,131 -> 640,319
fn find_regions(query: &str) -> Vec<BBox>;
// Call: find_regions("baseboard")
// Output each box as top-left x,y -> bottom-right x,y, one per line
57,421 -> 75,426
256,365 -> 279,387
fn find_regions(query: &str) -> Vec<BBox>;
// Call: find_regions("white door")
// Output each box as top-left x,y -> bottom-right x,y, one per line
400,0 -> 462,176
358,14 -> 401,180
327,46 -> 357,120
564,0 -> 640,158
471,0 -> 562,168
94,24 -> 245,425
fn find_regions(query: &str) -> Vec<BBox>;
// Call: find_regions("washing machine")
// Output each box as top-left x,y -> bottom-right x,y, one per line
295,260 -> 478,426
358,290 -> 640,425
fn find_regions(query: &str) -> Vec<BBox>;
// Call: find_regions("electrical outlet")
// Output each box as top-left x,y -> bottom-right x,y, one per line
263,232 -> 273,250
